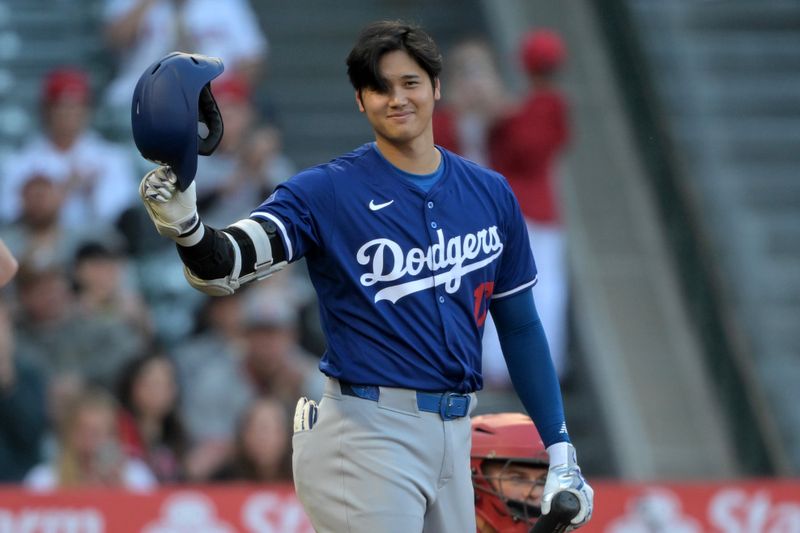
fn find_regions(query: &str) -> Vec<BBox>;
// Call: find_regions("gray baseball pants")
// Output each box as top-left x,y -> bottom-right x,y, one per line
292,377 -> 477,533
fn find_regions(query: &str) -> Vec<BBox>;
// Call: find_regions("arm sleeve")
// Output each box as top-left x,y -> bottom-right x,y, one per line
490,288 -> 570,447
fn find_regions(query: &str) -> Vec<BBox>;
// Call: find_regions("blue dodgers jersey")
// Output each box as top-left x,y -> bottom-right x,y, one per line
252,143 -> 537,393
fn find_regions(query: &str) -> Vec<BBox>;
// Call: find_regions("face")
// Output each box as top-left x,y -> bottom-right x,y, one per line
69,405 -> 117,461
206,294 -> 243,338
241,400 -> 289,469
20,271 -> 72,323
483,461 -> 548,507
74,257 -> 122,299
217,96 -> 253,151
356,49 -> 440,147
246,326 -> 295,375
48,373 -> 84,430
132,358 -> 177,419
448,42 -> 504,114
45,98 -> 89,144
21,177 -> 64,228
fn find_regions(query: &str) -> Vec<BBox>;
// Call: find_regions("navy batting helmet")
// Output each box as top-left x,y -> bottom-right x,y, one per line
131,52 -> 225,191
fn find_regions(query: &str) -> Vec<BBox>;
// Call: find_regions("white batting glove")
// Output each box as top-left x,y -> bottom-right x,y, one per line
293,397 -> 318,433
542,442 -> 594,528
139,166 -> 200,241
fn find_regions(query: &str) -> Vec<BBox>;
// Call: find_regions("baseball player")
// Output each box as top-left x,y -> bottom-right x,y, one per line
132,21 -> 592,533
472,413 -> 552,533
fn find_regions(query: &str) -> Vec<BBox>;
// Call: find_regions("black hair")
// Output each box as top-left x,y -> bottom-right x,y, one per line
116,351 -> 188,463
346,20 -> 442,93
74,240 -> 122,263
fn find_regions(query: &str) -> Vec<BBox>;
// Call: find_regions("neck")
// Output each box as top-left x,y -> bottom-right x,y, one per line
255,461 -> 280,480
51,134 -> 78,151
28,222 -> 59,239
374,130 -> 440,175
139,416 -> 162,444
531,74 -> 554,91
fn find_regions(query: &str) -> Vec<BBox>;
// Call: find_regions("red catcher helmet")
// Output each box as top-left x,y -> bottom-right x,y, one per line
472,413 -> 549,533
521,29 -> 566,75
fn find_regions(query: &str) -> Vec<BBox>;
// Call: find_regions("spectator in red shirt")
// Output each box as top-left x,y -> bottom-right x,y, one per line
489,30 -> 569,223
489,29 -> 571,379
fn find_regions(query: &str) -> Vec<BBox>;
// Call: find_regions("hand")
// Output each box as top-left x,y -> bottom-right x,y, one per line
240,128 -> 279,173
542,442 -> 593,528
139,166 -> 199,240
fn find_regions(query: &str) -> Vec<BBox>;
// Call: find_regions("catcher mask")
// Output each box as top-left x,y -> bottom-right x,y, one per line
471,413 -> 550,533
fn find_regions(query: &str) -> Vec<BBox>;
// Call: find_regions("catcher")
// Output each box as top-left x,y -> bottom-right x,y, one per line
473,413 -> 579,532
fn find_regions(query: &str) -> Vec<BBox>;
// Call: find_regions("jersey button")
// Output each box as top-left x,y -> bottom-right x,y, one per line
430,221 -> 438,229
427,201 -> 434,209
438,296 -> 445,304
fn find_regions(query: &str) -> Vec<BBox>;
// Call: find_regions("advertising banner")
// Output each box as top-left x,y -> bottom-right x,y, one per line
585,480 -> 800,532
0,485 -> 312,533
0,480 -> 798,532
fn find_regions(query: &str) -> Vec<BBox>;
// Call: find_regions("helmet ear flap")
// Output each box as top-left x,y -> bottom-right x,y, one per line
198,83 -> 224,156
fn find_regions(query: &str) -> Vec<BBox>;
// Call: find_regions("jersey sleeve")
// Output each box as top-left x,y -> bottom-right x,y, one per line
492,177 -> 538,299
249,166 -> 334,262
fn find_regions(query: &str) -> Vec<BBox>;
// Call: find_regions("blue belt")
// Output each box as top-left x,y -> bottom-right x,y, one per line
339,382 -> 471,421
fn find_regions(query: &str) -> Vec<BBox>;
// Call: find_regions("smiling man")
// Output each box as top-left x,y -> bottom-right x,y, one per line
134,20 -> 592,533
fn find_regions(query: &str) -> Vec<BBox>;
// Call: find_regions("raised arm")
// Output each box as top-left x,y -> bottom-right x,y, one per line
140,166 -> 286,295
0,239 -> 18,288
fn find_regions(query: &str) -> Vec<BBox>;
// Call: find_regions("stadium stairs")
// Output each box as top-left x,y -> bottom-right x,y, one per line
0,0 -> 104,157
616,0 -> 798,475
481,0 -> 765,479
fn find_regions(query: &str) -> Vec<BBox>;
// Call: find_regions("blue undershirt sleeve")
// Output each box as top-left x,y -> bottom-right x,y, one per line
489,288 -> 570,447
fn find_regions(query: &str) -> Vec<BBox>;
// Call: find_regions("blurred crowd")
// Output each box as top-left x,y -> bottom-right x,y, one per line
0,0 -> 313,490
0,0 -> 571,491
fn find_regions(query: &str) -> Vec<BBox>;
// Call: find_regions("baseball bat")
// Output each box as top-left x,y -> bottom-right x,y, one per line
530,491 -> 581,533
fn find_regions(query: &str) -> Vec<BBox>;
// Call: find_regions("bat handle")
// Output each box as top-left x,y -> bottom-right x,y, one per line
530,491 -> 581,533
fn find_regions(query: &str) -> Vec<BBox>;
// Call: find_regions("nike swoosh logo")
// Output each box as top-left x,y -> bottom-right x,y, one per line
369,199 -> 394,211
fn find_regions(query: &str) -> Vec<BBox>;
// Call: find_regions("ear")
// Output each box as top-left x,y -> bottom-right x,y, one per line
434,78 -> 441,102
355,90 -> 365,113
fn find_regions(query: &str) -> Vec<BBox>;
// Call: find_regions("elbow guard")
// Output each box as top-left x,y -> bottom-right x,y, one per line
184,218 -> 287,296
